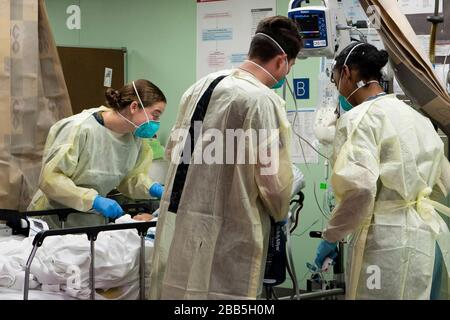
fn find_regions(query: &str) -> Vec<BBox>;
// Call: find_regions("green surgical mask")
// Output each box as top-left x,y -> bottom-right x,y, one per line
336,43 -> 365,113
272,77 -> 287,89
248,33 -> 289,89
117,81 -> 161,139
339,94 -> 353,111
339,79 -> 379,112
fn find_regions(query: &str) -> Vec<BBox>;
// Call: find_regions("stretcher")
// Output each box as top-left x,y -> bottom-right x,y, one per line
0,202 -> 158,300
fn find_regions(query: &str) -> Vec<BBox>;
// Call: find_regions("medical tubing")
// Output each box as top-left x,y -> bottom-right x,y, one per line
284,78 -> 329,218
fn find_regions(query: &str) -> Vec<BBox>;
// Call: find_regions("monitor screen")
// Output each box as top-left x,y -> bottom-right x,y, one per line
295,14 -> 321,39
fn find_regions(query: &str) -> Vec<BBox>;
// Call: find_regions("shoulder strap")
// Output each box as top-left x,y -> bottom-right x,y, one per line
169,75 -> 227,213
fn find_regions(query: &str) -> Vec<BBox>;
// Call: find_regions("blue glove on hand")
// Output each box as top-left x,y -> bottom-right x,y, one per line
315,239 -> 338,269
92,195 -> 124,219
149,183 -> 164,199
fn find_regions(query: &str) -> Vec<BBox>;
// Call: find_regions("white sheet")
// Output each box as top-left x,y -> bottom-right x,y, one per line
0,281 -> 148,300
0,215 -> 154,300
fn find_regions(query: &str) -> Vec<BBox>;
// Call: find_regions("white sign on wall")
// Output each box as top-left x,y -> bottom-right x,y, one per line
104,68 -> 113,87
196,0 -> 276,80
397,0 -> 442,15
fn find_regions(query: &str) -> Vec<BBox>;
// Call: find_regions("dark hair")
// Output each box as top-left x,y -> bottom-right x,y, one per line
334,42 -> 389,81
248,15 -> 303,62
105,79 -> 166,111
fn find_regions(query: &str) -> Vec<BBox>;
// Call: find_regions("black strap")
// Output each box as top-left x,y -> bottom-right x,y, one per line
92,111 -> 105,126
168,75 -> 227,213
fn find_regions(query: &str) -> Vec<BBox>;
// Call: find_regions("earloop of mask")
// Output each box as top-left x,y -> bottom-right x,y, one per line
132,80 -> 150,123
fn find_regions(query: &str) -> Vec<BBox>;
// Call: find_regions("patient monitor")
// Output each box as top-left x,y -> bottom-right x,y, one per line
288,0 -> 338,59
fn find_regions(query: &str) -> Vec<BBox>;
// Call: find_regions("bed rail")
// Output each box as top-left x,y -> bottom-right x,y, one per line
24,220 -> 156,300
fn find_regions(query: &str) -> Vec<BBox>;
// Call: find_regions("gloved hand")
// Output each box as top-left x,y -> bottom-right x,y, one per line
149,183 -> 164,199
314,239 -> 338,269
92,195 -> 124,219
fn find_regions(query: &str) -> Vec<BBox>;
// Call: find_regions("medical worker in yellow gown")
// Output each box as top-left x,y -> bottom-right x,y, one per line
28,79 -> 167,228
149,16 -> 303,299
314,42 -> 450,300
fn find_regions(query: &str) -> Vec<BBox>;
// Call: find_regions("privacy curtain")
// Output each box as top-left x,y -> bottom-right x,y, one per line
0,0 -> 72,210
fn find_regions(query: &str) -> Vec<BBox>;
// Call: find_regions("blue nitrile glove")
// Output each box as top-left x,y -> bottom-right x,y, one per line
314,239 -> 338,269
92,195 -> 124,219
149,183 -> 164,199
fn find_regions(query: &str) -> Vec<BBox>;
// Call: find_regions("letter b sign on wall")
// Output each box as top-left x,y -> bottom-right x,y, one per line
293,78 -> 310,100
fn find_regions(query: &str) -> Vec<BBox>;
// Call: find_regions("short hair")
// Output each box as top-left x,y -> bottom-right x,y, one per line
248,15 -> 303,62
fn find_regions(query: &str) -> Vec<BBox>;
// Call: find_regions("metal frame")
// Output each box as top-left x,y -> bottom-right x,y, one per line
279,288 -> 345,300
263,190 -> 343,301
0,202 -> 156,300
23,221 -> 155,300
1,200 -> 158,233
